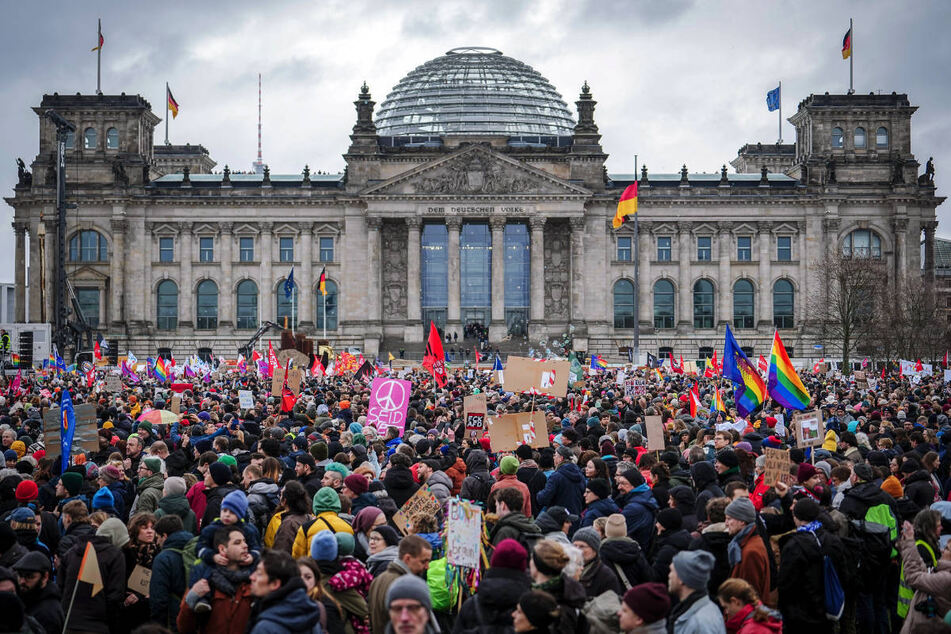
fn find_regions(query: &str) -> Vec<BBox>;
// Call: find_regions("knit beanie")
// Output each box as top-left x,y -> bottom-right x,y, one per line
311,442 -> 329,461
490,538 -> 527,571
518,590 -> 560,631
164,476 -> 186,497
343,474 -> 369,496
208,462 -> 232,486
617,466 -> 645,487
313,487 -> 341,514
217,454 -> 237,468
335,532 -> 355,557
386,574 -> 432,611
97,517 -> 130,548
99,464 -> 122,484
10,441 -> 25,459
605,513 -> 628,539
852,463 -> 874,483
672,550 -> 715,591
716,448 -> 739,469
623,582 -> 670,624
60,472 -> 83,496
572,527 -> 601,554
500,456 -> 519,475
310,530 -> 338,561
796,462 -> 818,484
585,478 -> 611,500
3,450 -> 16,463
142,457 -> 162,474
656,507 -> 683,531
15,480 -> 38,503
221,490 -> 249,519
372,525 -> 401,547
92,486 -> 115,510
881,475 -> 903,499
725,497 -> 757,524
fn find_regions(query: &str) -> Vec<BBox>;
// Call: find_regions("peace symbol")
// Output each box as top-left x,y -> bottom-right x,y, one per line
374,380 -> 407,412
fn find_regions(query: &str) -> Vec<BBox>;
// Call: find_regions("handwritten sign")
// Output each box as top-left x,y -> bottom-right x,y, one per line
392,485 -> 441,535
367,378 -> 412,435
463,393 -> 488,437
238,390 -> 254,409
854,370 -> 867,390
645,415 -> 666,452
763,447 -> 796,486
44,403 -> 99,458
501,356 -> 571,397
624,379 -> 647,397
487,411 -> 547,451
128,564 -> 151,597
446,498 -> 483,569
170,395 -> 181,415
104,375 -> 121,392
793,409 -> 824,447
271,368 -> 302,397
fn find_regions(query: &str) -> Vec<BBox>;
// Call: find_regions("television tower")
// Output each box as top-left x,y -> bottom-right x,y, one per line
252,73 -> 264,174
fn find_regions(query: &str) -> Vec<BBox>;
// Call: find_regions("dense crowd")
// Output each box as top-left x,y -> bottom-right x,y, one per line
0,361 -> 950,634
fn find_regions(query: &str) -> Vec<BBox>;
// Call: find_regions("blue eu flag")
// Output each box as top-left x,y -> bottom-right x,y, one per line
60,389 -> 77,472
766,85 -> 781,112
284,268 -> 295,299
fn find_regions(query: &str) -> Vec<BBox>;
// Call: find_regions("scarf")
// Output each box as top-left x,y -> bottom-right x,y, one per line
579,556 -> 602,586
533,573 -> 565,595
208,564 -> 253,597
727,522 -> 755,568
795,520 -> 823,533
132,540 -> 160,568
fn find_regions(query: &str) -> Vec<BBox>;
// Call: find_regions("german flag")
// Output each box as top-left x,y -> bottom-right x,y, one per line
167,86 -> 179,119
318,267 -> 327,296
91,20 -> 103,52
612,183 -> 638,229
841,27 -> 852,59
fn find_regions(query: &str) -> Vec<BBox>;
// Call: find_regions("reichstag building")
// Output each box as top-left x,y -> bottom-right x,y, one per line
6,47 -> 943,361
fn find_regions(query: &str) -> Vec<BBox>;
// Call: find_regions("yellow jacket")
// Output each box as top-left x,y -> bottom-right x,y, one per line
291,511 -> 354,559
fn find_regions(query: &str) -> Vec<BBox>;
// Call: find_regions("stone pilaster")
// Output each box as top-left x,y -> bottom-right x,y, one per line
446,217 -> 461,328
219,222 -> 233,329
13,222 -> 27,322
127,216 -> 146,326
178,222 -> 193,329
924,220 -> 936,284
677,223 -> 691,328
569,217 -> 586,324
490,216 -> 506,339
717,223 -> 731,327
529,217 -> 545,322
301,224 -> 314,329
109,218 -> 127,326
639,226 -> 652,327
757,222 -> 772,327
260,222 -> 273,322
893,216 -> 908,294
367,217 -> 382,327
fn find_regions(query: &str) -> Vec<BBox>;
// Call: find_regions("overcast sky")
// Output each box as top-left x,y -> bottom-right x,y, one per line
2,0 -> 950,286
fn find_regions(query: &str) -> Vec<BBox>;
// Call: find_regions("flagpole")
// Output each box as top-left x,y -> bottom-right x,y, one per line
63,560 -> 82,631
633,155 -> 640,369
96,19 -> 102,95
165,82 -> 169,146
322,293 -> 326,341
848,18 -> 854,95
777,81 -> 782,143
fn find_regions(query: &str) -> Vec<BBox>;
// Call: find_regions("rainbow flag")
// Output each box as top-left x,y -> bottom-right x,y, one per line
713,387 -> 727,413
612,183 -> 638,229
154,357 -> 168,382
10,353 -> 19,367
766,331 -> 810,410
722,325 -> 766,417
590,354 -> 608,371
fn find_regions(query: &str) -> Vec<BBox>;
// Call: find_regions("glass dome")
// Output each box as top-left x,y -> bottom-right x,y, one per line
375,47 -> 576,137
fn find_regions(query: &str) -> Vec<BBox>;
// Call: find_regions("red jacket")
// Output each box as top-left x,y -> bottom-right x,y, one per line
730,529 -> 772,608
177,583 -> 253,634
750,473 -> 770,511
725,602 -> 783,634
490,474 -> 533,517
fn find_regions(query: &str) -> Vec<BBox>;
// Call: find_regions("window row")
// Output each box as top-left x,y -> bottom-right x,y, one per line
157,236 -> 334,263
64,127 -> 121,151
831,126 -> 888,150
616,235 -> 794,262
612,278 -> 795,330
156,279 -> 339,331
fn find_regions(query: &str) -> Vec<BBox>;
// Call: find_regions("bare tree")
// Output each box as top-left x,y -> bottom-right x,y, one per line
870,276 -> 945,361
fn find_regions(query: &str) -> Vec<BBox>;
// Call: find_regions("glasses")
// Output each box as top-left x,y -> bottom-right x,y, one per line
389,603 -> 426,616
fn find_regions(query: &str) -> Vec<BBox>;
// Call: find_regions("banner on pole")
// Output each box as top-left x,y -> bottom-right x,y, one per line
463,393 -> 488,438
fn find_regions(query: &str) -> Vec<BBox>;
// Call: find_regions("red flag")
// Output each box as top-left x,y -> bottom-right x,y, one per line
916,359 -> 923,372
310,355 -> 323,377
881,365 -> 886,380
280,360 -> 297,413
758,355 -> 769,375
251,349 -> 262,363
474,347 -> 482,364
423,321 -> 447,387
86,367 -> 95,388
680,355 -> 688,375
267,342 -> 278,378
669,352 -> 684,375
813,358 -> 825,373
944,351 -> 948,369
93,339 -> 102,361
689,383 -> 701,417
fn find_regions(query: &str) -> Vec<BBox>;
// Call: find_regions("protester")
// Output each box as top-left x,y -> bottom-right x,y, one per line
617,582 -> 670,634
666,550 -> 725,634
248,549 -> 323,633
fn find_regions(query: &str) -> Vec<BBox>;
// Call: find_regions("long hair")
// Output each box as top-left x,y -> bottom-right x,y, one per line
913,509 -> 942,556
717,578 -> 772,623
297,557 -> 342,618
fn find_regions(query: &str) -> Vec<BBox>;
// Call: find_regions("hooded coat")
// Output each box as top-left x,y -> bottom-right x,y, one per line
383,465 -> 420,508
650,527 -> 693,583
536,462 -> 585,516
615,484 -> 659,552
201,483 -> 239,529
247,479 -> 281,533
452,566 -> 532,634
691,462 -> 724,523
149,529 -> 194,629
59,534 -> 126,633
599,536 -> 653,591
154,493 -> 198,535
424,470 -> 454,507
489,511 -> 541,547
460,450 -> 495,505
689,523 -> 733,597
19,577 -> 63,634
777,527 -> 844,632
132,472 -> 165,514
445,457 -> 467,495
903,469 -> 939,510
579,497 -> 620,528
248,577 -> 322,634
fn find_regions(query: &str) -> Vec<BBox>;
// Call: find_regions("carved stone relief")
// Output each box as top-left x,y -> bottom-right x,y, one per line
544,220 -> 570,319
410,153 -> 562,195
381,221 -> 408,320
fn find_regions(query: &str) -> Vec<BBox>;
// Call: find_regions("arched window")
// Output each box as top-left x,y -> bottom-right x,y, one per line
693,279 -> 715,329
653,279 -> 675,329
876,127 -> 889,148
106,127 -> 119,149
613,279 -> 636,328
317,280 -> 338,331
773,279 -> 795,329
156,280 -> 178,330
69,230 -> 108,262
854,127 -> 866,149
733,279 -> 755,329
842,229 -> 882,258
831,127 -> 844,149
276,280 -> 299,330
196,280 -> 218,330
84,127 -> 97,150
236,280 -> 258,329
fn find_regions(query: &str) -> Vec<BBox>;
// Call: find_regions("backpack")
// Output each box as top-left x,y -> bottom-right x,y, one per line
812,533 -> 845,621
581,591 -> 617,634
848,516 -> 894,592
466,472 -> 494,505
180,536 -> 201,584
426,557 -> 451,612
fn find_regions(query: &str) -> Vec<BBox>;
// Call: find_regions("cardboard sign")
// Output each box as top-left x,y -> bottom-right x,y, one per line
487,411 -> 548,451
854,370 -> 867,390
170,395 -> 181,415
446,498 -> 483,569
944,369 -> 951,383
644,415 -> 666,451
624,379 -> 647,397
271,368 -> 302,396
463,393 -> 488,437
104,375 -> 122,392
43,403 -> 99,459
763,447 -> 796,486
128,564 -> 151,597
392,485 -> 441,535
793,409 -> 824,447
238,390 -> 254,409
367,378 -> 412,435
501,356 -> 571,397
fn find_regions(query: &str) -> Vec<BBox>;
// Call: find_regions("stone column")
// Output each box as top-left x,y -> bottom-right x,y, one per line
406,218 -> 421,323
178,222 -> 193,329
924,221 -> 936,284
446,217 -> 461,327
109,218 -> 127,326
638,226 -> 652,326
490,217 -> 506,336
367,217 -> 382,326
301,224 -> 314,329
798,221 -> 808,326
529,217 -> 545,322
260,222 -> 274,322
125,217 -> 146,326
13,222 -> 27,322
677,223 -> 691,327
569,217 -> 586,324
893,217 -> 908,294
219,223 -> 233,329
757,222 -> 772,327
717,223 -> 731,327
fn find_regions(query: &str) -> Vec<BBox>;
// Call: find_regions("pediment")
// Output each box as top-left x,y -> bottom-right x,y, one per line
192,223 -> 219,236
362,145 -> 590,197
650,222 -> 677,235
69,265 -> 109,281
152,222 -> 179,236
313,223 -> 341,236
234,223 -> 260,236
732,223 -> 757,235
772,222 -> 799,234
273,223 -> 300,236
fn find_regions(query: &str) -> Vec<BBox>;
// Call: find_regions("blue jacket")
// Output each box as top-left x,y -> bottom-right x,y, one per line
249,577 -> 323,634
197,518 -> 261,564
536,462 -> 585,516
149,530 -> 193,629
615,484 -> 659,552
580,497 -> 620,528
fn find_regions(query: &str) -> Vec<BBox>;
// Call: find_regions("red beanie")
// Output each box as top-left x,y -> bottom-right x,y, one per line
343,474 -> 369,496
490,538 -> 527,571
623,582 -> 670,624
15,480 -> 39,502
479,437 -> 492,452
797,462 -> 818,484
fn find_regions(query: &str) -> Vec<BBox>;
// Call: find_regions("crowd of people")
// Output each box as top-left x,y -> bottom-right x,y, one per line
0,358 -> 950,634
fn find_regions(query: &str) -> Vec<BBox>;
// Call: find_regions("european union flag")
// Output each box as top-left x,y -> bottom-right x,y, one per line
60,389 -> 77,472
766,85 -> 781,112
284,268 -> 295,299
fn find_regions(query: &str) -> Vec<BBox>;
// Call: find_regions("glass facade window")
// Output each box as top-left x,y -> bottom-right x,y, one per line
65,130 -> 74,149
106,127 -> 119,149
84,127 -> 97,150
319,237 -> 334,262
461,224 -> 491,328
697,236 -> 711,261
699,347 -> 714,360
279,237 -> 294,262
854,127 -> 866,149
199,237 -> 214,262
316,280 -> 338,330
239,237 -> 254,262
159,237 -> 174,262
832,127 -> 844,148
196,280 -> 218,329
613,279 -> 636,328
773,279 -> 795,329
617,236 -> 632,261
653,279 -> 675,329
156,280 -> 178,330
421,224 -> 448,329
76,288 -> 100,327
842,229 -> 881,258
741,346 -> 755,358
236,280 -> 258,329
876,127 -> 889,148
657,236 -> 672,261
69,231 -> 108,262
737,236 -> 752,261
504,224 -> 530,337
693,279 -> 715,328
777,236 -> 791,261
733,279 -> 755,329
276,281 -> 299,330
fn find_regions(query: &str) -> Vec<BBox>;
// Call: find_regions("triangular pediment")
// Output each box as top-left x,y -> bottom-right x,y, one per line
68,265 -> 109,281
362,145 -> 591,197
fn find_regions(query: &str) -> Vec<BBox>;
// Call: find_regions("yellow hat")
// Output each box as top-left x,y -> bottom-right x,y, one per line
102,421 -> 114,429
821,430 -> 838,452
10,440 -> 26,459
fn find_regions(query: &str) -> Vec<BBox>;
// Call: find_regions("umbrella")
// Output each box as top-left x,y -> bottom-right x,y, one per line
137,409 -> 179,425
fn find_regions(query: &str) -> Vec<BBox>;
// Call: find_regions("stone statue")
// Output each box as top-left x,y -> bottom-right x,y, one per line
926,157 -> 935,183
16,158 -> 31,188
893,157 -> 905,184
826,157 -> 836,184
112,157 -> 128,186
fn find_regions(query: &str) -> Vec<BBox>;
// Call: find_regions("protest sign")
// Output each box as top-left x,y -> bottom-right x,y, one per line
501,356 -> 571,397
645,415 -> 666,451
854,370 -> 867,390
127,565 -> 152,597
367,377 -> 411,435
170,395 -> 181,415
446,499 -> 482,569
615,370 -> 626,386
624,379 -> 647,397
463,393 -> 488,437
763,447 -> 796,486
392,485 -> 441,535
271,368 -> 302,396
793,409 -> 824,447
487,411 -> 547,451
238,390 -> 254,409
44,403 -> 98,458
104,375 -> 121,391
945,369 -> 951,383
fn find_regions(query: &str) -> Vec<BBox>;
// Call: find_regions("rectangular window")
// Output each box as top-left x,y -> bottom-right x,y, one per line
319,237 -> 334,262
239,237 -> 254,262
777,236 -> 792,261
76,288 -> 100,328
279,237 -> 294,262
159,237 -> 174,262
697,236 -> 711,261
657,236 -> 672,261
199,237 -> 214,262
737,236 -> 752,261
617,236 -> 632,261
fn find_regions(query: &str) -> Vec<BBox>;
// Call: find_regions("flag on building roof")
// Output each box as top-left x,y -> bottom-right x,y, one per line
766,85 -> 780,112
841,25 -> 852,59
167,85 -> 179,119
91,19 -> 103,52
722,325 -> 766,418
766,330 -> 810,411
612,183 -> 638,229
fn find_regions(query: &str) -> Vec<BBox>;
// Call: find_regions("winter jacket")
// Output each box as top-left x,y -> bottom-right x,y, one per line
60,534 -> 126,633
366,544 -> 399,577
904,469 -> 939,510
104,479 -> 130,521
292,512 -> 354,559
578,556 -> 621,598
299,472 -> 323,499
328,555 -> 375,597
132,472 -> 165,514
201,483 -> 239,529
247,478 -> 281,532
249,577 -> 322,634
271,511 -> 311,554
198,518 -> 262,563
692,462 -> 724,523
489,474 -> 533,517
351,492 -> 379,516
839,480 -> 899,524
599,536 -> 653,591
536,462 -> 586,517
615,484 -> 659,552
579,497 -> 619,528
19,580 -> 64,634
898,534 -> 951,634
730,526 -> 771,608
452,566 -> 531,634
150,529 -> 193,630
56,519 -> 96,560
777,528 -> 844,631
723,603 -> 783,634
650,528 -> 692,583
445,457 -> 467,495
187,481 -> 209,529
535,574 -> 589,634
368,560 -> 409,634
176,573 -> 253,634
155,493 -> 199,534
668,590 -> 726,634
383,465 -> 420,508
689,523 -> 733,597
489,511 -> 541,547
424,470 -> 453,507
